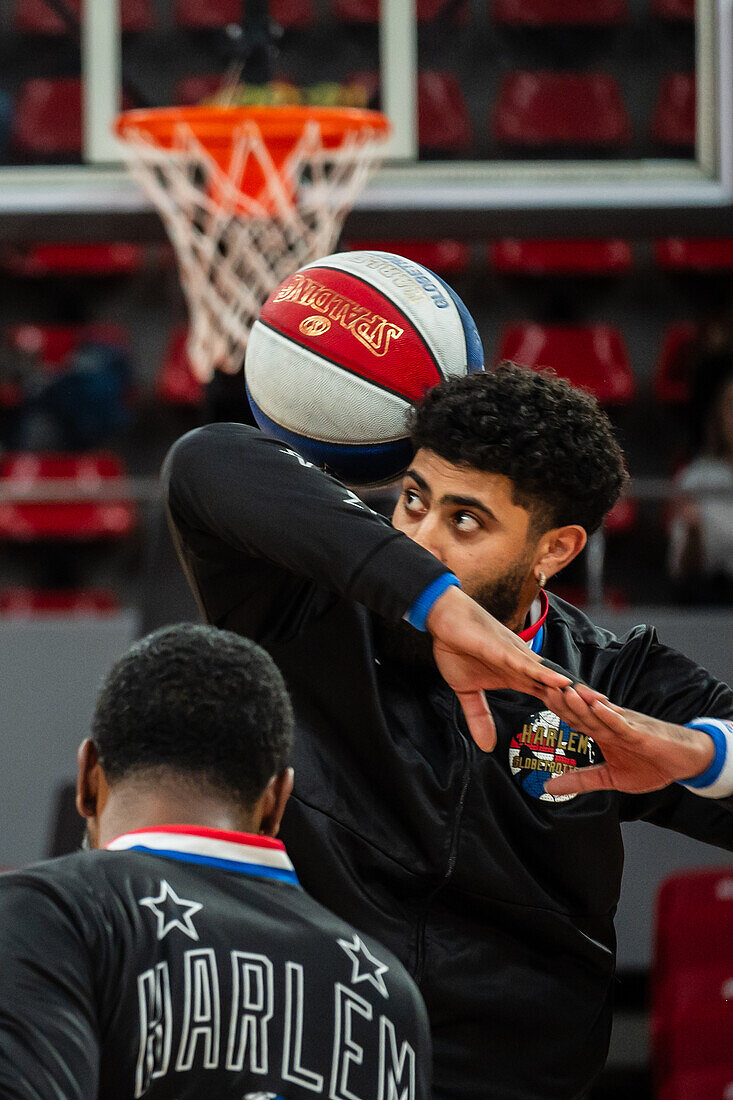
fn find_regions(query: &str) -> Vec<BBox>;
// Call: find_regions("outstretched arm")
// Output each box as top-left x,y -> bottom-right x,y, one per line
163,424 -> 574,739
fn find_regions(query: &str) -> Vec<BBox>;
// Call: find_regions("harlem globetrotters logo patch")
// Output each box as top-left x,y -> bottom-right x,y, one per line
509,710 -> 598,802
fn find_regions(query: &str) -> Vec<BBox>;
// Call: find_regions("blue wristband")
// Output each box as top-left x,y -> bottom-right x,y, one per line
405,573 -> 461,632
679,719 -> 728,789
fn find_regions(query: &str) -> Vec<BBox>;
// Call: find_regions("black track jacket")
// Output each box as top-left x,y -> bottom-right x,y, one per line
164,424 -> 733,1100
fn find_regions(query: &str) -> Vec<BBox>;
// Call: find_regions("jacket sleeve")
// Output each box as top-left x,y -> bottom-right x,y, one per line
616,633 -> 733,837
0,875 -> 99,1098
162,423 -> 448,644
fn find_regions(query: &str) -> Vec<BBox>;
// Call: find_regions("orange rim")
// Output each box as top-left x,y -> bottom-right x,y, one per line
115,104 -> 391,150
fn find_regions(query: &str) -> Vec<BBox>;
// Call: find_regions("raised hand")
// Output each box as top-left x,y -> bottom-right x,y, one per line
426,586 -> 573,752
543,685 -> 715,796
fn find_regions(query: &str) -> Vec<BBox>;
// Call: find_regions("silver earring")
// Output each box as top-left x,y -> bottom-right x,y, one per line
537,571 -> 546,588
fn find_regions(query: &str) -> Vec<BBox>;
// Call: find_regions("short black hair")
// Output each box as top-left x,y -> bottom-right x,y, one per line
407,363 -> 627,535
92,623 -> 293,808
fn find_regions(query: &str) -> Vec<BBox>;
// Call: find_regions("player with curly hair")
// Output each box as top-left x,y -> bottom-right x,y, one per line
0,624 -> 431,1099
164,363 -> 733,1100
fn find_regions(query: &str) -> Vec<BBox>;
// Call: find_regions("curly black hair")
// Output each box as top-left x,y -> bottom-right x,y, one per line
407,363 -> 627,534
92,623 -> 294,807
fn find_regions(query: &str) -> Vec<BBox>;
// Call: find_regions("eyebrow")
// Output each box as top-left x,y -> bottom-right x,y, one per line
442,493 -> 496,520
404,469 -> 497,521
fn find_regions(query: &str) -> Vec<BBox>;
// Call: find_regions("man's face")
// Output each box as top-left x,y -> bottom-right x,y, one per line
391,448 -> 540,630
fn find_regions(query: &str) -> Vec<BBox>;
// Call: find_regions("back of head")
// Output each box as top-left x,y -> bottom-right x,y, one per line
92,623 -> 293,808
408,362 -> 627,535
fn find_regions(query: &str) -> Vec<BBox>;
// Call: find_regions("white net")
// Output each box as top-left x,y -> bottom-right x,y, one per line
118,114 -> 389,382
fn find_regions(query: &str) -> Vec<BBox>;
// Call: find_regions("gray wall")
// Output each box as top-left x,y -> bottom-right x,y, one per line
0,613 -> 139,869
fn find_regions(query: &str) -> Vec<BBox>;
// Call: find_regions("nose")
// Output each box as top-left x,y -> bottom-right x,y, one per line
410,514 -> 447,565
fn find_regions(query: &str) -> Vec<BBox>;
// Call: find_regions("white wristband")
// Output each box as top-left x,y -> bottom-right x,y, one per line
680,718 -> 733,799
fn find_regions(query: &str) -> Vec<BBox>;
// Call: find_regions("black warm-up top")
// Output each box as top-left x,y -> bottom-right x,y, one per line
164,424 -> 733,1100
0,827 -> 430,1099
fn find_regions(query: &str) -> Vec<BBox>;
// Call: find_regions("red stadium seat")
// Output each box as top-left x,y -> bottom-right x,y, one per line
491,239 -> 633,276
492,0 -> 628,26
5,323 -> 130,373
0,243 -> 145,277
12,78 -> 132,159
654,322 -> 697,404
12,77 -> 83,158
346,240 -> 470,275
654,868 -> 733,980
0,588 -> 121,616
15,0 -> 154,33
174,0 -> 314,30
651,72 -> 695,150
651,0 -> 694,20
349,70 -> 472,154
0,453 -> 136,542
417,71 -> 472,153
493,72 -> 631,149
496,323 -> 636,405
332,0 -> 469,22
658,1067 -> 733,1100
653,970 -> 733,1083
655,238 -> 733,272
654,965 -> 733,1032
156,328 -> 205,407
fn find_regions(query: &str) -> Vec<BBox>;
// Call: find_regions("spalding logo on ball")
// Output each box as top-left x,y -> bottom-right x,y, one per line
244,250 -> 484,485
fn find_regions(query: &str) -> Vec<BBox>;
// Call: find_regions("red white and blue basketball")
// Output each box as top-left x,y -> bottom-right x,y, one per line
244,250 -> 484,485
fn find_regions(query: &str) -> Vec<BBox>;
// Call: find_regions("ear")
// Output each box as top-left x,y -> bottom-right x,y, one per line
534,524 -> 587,582
255,768 -> 294,838
75,739 -> 101,820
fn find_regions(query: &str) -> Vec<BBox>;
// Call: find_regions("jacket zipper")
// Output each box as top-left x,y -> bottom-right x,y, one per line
413,696 -> 472,986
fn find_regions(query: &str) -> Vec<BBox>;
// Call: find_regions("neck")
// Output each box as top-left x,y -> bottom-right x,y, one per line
97,781 -> 257,849
513,589 -> 545,637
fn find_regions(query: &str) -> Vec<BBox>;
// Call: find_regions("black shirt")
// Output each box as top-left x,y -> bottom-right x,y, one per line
0,826 -> 431,1099
164,424 -> 733,1100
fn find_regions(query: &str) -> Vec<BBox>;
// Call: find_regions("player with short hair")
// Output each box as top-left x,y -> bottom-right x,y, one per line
0,623 -> 431,1100
164,365 -> 733,1100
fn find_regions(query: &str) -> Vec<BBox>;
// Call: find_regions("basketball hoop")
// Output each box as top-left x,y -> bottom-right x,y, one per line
115,105 -> 391,382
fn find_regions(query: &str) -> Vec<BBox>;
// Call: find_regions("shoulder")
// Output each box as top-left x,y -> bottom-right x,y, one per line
0,853 -> 113,965
547,593 -> 653,653
0,850 -> 130,918
548,594 -> 733,717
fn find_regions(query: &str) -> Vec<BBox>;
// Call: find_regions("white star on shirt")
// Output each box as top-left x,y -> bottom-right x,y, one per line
139,879 -> 202,941
337,933 -> 390,998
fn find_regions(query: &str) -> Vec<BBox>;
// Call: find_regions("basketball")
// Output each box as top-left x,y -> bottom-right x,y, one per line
244,250 -> 484,485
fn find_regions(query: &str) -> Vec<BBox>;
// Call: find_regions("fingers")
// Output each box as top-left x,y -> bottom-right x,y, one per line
545,764 -> 616,797
540,656 -> 582,681
456,690 -> 496,753
589,699 -> 633,730
501,649 -> 571,693
544,686 -> 605,735
573,682 -> 611,707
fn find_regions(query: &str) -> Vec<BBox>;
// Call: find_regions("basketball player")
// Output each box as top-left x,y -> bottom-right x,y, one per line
0,624 -> 431,1099
164,366 -> 733,1100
